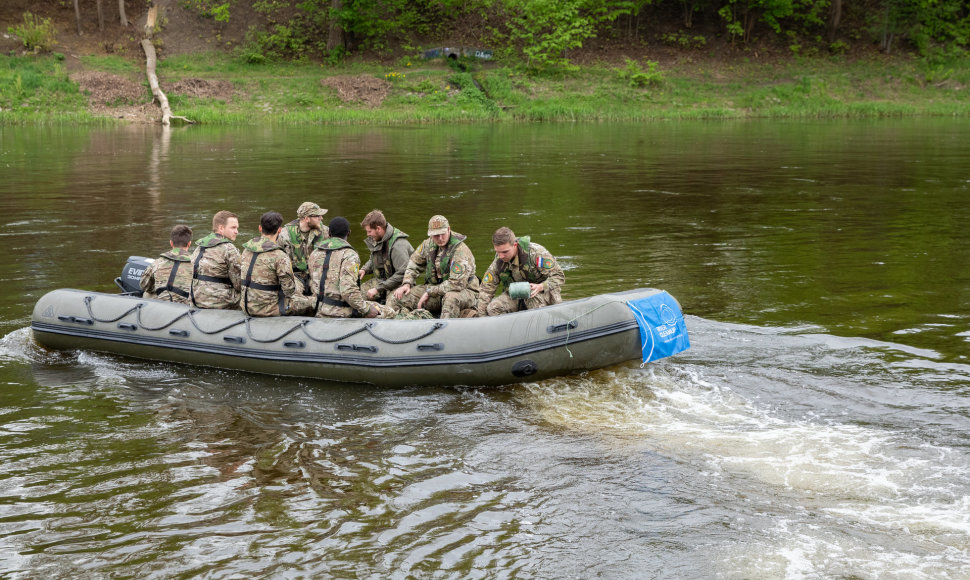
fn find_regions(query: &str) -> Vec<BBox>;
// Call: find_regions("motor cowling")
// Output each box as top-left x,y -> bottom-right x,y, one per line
115,256 -> 154,295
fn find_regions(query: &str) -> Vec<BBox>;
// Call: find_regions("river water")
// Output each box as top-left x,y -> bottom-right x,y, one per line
1,120 -> 968,578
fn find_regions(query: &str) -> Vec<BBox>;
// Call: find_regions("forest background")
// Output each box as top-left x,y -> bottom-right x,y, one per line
1,0 -> 968,124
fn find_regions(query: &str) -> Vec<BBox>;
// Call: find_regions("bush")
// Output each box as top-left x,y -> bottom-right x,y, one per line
616,58 -> 664,88
8,12 -> 58,54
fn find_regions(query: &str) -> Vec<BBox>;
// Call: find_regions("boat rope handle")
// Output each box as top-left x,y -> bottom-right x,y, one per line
83,296 -> 143,323
136,306 -> 193,331
83,295 -> 445,346
186,311 -> 247,335
245,318 -> 309,344
559,298 -> 629,359
301,322 -> 369,343
365,321 -> 445,344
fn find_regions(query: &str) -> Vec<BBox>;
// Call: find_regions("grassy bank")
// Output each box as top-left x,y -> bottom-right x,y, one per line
2,50 -> 969,125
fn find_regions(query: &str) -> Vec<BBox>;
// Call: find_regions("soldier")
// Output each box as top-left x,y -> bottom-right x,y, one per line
140,224 -> 194,305
189,210 -> 241,310
387,215 -> 479,319
279,201 -> 329,295
240,211 -> 312,317
358,209 -> 414,304
477,227 -> 565,317
307,217 -> 387,319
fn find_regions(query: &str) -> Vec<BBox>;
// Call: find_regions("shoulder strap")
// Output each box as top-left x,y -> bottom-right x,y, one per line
160,259 -> 189,300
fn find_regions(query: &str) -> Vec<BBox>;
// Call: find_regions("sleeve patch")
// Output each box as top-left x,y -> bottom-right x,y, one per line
537,256 -> 554,269
483,271 -> 495,285
450,262 -> 466,278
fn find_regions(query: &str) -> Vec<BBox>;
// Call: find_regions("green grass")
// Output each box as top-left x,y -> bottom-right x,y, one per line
3,51 -> 969,125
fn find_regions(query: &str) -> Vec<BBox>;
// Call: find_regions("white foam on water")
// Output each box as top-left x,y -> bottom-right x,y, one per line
517,346 -> 970,578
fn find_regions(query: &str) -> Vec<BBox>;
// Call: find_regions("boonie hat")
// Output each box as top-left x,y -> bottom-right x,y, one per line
297,202 -> 328,218
427,215 -> 450,236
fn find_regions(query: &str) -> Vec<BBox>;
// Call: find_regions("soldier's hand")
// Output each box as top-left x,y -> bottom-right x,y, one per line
393,284 -> 410,300
530,283 -> 543,298
417,291 -> 430,310
366,287 -> 379,300
358,269 -> 366,280
365,305 -> 379,318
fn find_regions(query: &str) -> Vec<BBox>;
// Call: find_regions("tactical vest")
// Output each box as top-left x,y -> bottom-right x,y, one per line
372,227 -> 405,280
190,233 -> 234,307
497,236 -> 543,289
284,221 -> 321,273
426,233 -> 467,286
313,238 -> 352,313
241,244 -> 286,316
157,250 -> 192,302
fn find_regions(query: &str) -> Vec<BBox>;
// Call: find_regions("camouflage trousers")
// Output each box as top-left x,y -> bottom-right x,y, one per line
315,300 -> 395,319
485,287 -> 561,316
360,278 -> 388,304
386,285 -> 477,319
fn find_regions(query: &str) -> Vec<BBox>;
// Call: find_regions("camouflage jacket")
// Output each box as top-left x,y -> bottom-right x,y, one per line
478,237 -> 565,309
402,232 -> 480,297
279,220 -> 329,273
361,224 -> 414,293
240,236 -> 298,317
307,238 -> 368,318
140,248 -> 193,305
189,232 -> 241,309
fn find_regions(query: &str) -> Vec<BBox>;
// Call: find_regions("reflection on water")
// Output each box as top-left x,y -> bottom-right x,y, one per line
2,120 -> 970,576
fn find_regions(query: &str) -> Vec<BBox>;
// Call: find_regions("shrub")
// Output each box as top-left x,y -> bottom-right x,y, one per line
8,12 -> 58,54
616,58 -> 664,88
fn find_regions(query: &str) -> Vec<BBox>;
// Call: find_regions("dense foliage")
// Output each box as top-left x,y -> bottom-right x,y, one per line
194,0 -> 969,68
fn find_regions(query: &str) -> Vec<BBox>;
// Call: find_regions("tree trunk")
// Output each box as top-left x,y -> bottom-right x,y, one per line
96,0 -> 105,31
828,0 -> 842,42
327,0 -> 345,52
142,6 -> 193,126
73,0 -> 82,35
119,0 -> 128,27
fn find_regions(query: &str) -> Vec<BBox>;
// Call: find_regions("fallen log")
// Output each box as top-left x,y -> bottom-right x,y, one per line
141,6 -> 193,126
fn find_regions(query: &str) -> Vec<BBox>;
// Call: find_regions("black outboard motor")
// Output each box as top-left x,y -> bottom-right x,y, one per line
114,256 -> 153,296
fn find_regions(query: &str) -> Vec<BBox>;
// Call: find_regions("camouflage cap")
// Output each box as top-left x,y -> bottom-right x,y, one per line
427,215 -> 450,236
297,202 -> 328,218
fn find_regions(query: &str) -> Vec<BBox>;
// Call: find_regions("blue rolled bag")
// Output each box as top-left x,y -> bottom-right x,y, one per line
626,291 -> 690,364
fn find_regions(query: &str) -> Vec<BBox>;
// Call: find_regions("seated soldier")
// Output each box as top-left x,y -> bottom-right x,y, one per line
387,215 -> 478,319
189,210 -> 241,309
358,209 -> 414,304
240,211 -> 312,317
140,224 -> 194,305
307,217 -> 389,319
477,227 -> 565,316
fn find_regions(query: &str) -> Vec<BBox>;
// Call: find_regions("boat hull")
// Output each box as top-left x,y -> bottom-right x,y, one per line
31,288 -> 672,387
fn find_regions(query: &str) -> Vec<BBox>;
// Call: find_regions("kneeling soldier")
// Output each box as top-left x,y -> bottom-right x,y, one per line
477,227 -> 565,316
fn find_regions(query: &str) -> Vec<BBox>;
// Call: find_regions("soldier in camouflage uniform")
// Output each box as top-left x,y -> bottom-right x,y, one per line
279,201 -> 329,296
477,227 -> 565,316
357,209 -> 414,304
140,224 -> 194,305
307,217 -> 389,319
240,211 -> 313,317
189,210 -> 242,310
387,215 -> 479,319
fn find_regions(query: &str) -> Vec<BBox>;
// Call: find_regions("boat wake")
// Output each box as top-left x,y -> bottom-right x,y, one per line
515,317 -> 970,578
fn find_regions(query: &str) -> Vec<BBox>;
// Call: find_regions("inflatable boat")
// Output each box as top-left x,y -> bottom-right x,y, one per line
30,260 -> 690,387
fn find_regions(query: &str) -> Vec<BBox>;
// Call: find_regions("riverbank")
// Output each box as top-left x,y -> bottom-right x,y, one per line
1,50 -> 968,125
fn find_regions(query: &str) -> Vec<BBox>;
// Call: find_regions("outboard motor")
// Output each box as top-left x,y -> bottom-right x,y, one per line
114,256 -> 153,296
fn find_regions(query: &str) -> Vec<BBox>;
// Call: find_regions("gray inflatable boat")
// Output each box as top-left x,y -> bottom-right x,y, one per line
31,286 -> 688,387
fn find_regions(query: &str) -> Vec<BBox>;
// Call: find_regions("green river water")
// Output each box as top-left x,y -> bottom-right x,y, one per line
0,119 -> 968,578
